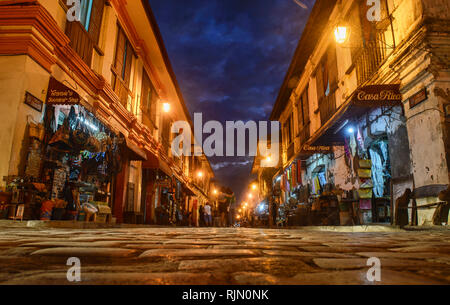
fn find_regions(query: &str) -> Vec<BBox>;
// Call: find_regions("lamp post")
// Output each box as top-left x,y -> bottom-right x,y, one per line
334,25 -> 350,44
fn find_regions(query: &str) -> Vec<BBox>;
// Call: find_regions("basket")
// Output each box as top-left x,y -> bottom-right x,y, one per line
357,169 -> 372,179
29,123 -> 45,141
358,189 -> 373,199
358,159 -> 372,169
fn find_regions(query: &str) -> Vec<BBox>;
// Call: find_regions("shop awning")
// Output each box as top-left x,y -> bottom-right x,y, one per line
142,152 -> 172,177
125,138 -> 147,161
307,84 -> 402,147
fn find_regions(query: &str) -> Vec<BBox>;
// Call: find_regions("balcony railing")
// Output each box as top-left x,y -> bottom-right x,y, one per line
65,21 -> 93,66
111,68 -> 131,109
142,111 -> 155,134
299,122 -> 310,146
319,92 -> 336,126
287,143 -> 295,161
354,32 -> 388,85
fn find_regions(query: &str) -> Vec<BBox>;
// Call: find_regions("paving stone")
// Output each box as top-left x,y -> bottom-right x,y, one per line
20,241 -> 123,248
300,246 -> 388,253
213,244 -> 298,251
123,244 -> 208,250
139,248 -> 257,259
312,258 -> 445,269
163,239 -> 238,245
356,252 -> 450,260
262,250 -> 355,258
178,257 -> 316,275
3,272 -> 224,285
30,247 -> 137,258
231,272 -> 294,285
0,226 -> 449,284
291,269 -> 446,285
389,245 -> 450,253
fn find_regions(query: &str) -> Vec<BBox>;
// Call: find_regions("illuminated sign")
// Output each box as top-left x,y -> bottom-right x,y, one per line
354,84 -> 402,106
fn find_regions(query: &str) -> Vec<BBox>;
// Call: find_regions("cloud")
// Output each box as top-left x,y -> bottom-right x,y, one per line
150,0 -> 314,200
211,160 -> 252,171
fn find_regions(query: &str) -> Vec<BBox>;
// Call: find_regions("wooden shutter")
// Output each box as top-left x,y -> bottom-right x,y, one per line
114,28 -> 126,76
150,87 -> 157,126
298,97 -> 304,127
302,87 -> 309,125
88,0 -> 105,45
141,71 -> 151,112
316,61 -> 324,103
327,45 -> 338,94
123,42 -> 133,87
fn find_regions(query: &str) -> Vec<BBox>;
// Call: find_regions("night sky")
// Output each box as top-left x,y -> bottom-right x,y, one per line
149,0 -> 315,202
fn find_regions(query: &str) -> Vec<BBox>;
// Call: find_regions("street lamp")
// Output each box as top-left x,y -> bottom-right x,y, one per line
334,25 -> 349,44
213,189 -> 218,195
197,171 -> 203,178
251,183 -> 257,191
248,193 -> 253,199
162,102 -> 171,113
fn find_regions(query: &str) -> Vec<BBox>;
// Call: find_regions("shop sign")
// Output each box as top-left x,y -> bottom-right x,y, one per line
299,144 -> 332,155
46,77 -> 82,105
408,88 -> 428,109
24,92 -> 43,112
354,84 -> 402,106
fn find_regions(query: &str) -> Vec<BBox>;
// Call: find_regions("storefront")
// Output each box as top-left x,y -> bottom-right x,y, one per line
306,84 -> 408,225
1,77 -> 130,222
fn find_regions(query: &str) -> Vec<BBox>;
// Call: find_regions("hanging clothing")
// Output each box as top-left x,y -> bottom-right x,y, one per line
357,127 -> 365,151
349,132 -> 357,157
318,172 -> 327,187
369,145 -> 385,197
297,160 -> 302,185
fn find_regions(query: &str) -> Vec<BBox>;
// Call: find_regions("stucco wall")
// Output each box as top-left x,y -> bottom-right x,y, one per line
0,55 -> 49,186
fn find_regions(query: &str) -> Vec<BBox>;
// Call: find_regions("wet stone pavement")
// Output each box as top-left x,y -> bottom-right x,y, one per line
0,227 -> 449,285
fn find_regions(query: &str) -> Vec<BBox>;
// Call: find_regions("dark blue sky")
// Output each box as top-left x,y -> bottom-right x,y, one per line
149,0 -> 315,202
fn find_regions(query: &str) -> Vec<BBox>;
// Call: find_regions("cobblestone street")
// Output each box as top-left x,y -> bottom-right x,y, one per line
0,226 -> 449,285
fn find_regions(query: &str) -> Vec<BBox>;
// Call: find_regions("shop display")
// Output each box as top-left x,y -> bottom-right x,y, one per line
2,104 -> 122,223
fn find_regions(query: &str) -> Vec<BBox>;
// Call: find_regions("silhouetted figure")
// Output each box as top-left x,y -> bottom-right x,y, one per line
435,186 -> 450,225
198,204 -> 205,227
395,188 -> 412,228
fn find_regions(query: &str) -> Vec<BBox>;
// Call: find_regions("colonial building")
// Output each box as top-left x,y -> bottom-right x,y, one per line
0,0 -> 214,224
269,0 -> 449,226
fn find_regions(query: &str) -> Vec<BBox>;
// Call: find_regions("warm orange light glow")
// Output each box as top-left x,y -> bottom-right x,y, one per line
334,25 -> 349,44
197,171 -> 203,178
237,215 -> 240,219
248,193 -> 253,199
162,102 -> 171,113
265,156 -> 271,162
213,189 -> 218,195
251,183 -> 257,190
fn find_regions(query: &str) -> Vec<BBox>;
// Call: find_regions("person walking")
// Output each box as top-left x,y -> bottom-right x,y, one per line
271,197 -> 278,228
204,202 -> 212,227
218,192 -> 228,227
198,204 -> 205,227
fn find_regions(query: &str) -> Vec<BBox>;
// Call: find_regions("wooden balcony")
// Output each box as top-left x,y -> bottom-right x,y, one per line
111,68 -> 131,108
299,122 -> 310,146
319,92 -> 336,127
354,32 -> 388,85
142,112 -> 155,134
287,142 -> 295,161
65,21 -> 93,66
